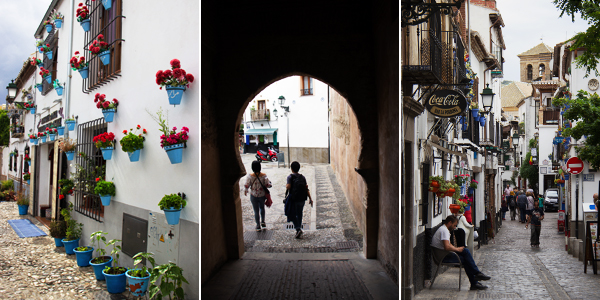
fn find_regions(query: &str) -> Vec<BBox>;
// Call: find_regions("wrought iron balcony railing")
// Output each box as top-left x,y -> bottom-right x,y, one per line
251,109 -> 271,121
301,88 -> 313,95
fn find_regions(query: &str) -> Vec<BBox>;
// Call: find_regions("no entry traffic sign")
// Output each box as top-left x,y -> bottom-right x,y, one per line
567,157 -> 584,174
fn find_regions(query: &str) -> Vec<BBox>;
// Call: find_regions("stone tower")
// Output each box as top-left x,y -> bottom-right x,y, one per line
517,43 -> 553,83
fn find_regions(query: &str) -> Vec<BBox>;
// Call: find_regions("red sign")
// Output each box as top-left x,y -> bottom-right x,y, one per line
558,210 -> 565,232
567,157 -> 584,174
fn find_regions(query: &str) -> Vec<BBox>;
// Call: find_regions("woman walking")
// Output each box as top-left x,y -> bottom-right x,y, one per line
525,198 -> 545,247
244,161 -> 272,231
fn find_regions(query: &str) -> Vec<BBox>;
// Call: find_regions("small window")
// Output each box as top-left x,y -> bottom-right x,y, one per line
301,76 -> 313,95
539,64 -> 545,77
527,65 -> 532,80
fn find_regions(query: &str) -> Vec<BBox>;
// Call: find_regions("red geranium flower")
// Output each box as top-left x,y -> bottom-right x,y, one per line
123,130 -> 127,134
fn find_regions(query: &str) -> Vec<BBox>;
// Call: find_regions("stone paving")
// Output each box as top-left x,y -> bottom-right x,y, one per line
415,211 -> 600,299
0,201 -> 134,300
239,154 -> 363,253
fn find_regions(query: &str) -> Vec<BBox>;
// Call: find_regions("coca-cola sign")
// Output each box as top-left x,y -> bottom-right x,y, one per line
425,90 -> 468,118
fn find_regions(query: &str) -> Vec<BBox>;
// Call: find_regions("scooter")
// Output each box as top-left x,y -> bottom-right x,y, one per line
256,147 -> 278,162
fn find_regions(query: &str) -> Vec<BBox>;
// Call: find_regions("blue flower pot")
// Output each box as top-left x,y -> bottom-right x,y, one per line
27,160 -> 31,166
57,126 -> 65,135
101,147 -> 114,160
46,51 -> 53,60
26,180 -> 30,185
468,187 -> 475,194
49,134 -> 57,141
62,238 -> 80,255
128,149 -> 140,162
102,0 -> 112,10
56,86 -> 63,96
103,268 -> 128,294
18,204 -> 28,215
30,138 -> 38,145
100,195 -> 112,206
480,116 -> 486,127
74,246 -> 94,267
99,50 -> 111,65
126,270 -> 150,297
80,19 -> 91,32
41,136 -> 47,143
66,151 -> 75,161
471,108 -> 479,118
165,85 -> 186,106
465,204 -> 471,211
30,108 -> 36,114
54,237 -> 64,247
66,120 -> 76,131
558,130 -> 562,136
45,24 -> 53,32
164,206 -> 182,225
164,143 -> 184,164
102,109 -> 115,122
55,19 -> 63,28
45,76 -> 52,84
37,85 -> 43,92
90,256 -> 113,281
473,114 -> 480,121
79,66 -> 89,79
38,46 -> 42,52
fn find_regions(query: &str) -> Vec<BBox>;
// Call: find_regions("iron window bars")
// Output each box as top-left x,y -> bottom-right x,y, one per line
42,30 -> 58,95
82,0 -> 125,93
73,118 -> 107,221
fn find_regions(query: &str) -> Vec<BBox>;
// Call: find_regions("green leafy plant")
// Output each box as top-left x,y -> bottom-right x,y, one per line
52,79 -> 63,89
94,179 -> 115,196
15,190 -> 29,206
428,175 -> 444,186
149,262 -> 189,300
58,179 -> 74,196
103,239 -> 127,274
0,180 -> 12,191
69,152 -> 105,193
158,194 -> 186,210
23,172 -> 30,181
75,246 -> 92,251
49,220 -> 67,239
60,203 -> 83,241
130,252 -> 156,278
90,231 -> 110,264
119,125 -> 147,153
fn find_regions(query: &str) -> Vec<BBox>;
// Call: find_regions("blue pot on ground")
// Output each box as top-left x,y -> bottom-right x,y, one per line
80,19 -> 91,32
62,238 -> 80,255
126,270 -> 150,297
163,206 -> 182,225
37,85 -> 43,92
128,149 -> 141,162
102,0 -> 112,10
99,50 -> 111,65
57,126 -> 65,135
90,256 -> 113,281
471,108 -> 479,118
74,247 -> 94,267
49,134 -> 57,141
100,195 -> 112,206
102,109 -> 116,122
45,24 -> 53,32
46,51 -> 53,60
165,85 -> 186,106
66,151 -> 75,161
30,138 -> 38,145
79,66 -> 89,79
41,136 -> 47,143
103,268 -> 128,294
30,107 -> 36,114
56,87 -> 63,96
164,143 -> 184,164
18,204 -> 28,215
54,237 -> 64,247
480,116 -> 486,127
66,120 -> 76,131
101,147 -> 114,160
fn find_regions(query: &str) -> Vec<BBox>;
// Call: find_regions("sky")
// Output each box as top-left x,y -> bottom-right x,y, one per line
495,0 -> 590,82
0,0 -> 50,104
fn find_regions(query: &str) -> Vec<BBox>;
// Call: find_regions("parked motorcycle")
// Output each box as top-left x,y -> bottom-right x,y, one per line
256,147 -> 278,162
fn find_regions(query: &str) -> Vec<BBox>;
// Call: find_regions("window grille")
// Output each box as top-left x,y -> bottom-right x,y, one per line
82,0 -> 125,93
23,146 -> 30,174
301,76 -> 313,95
42,31 -> 58,95
73,118 -> 107,221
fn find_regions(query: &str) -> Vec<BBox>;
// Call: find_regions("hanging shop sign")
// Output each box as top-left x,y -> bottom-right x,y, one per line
425,90 -> 468,118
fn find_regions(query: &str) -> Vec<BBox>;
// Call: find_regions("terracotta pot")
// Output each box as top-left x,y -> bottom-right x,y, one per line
449,204 -> 461,214
436,191 -> 445,198
430,180 -> 440,188
430,187 -> 439,193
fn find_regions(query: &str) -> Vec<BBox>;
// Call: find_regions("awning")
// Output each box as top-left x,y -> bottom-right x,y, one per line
244,128 -> 278,135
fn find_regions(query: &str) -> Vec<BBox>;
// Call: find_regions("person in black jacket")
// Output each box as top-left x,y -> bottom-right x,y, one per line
517,191 -> 528,223
285,161 -> 313,239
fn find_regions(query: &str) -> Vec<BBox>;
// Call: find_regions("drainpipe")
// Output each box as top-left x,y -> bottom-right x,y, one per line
64,0 -> 75,139
327,85 -> 330,164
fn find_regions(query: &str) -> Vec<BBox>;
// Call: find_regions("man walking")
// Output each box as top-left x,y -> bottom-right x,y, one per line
285,161 -> 313,239
517,191 -> 528,223
431,215 -> 491,290
525,198 -> 545,248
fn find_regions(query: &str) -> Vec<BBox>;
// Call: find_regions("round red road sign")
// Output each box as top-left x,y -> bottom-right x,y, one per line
566,157 -> 584,174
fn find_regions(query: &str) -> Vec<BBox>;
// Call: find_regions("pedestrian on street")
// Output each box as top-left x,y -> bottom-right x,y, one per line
537,192 -> 544,212
244,161 -> 272,232
431,215 -> 491,290
509,191 -> 517,220
284,161 -> 313,239
525,199 -> 545,247
517,191 -> 528,223
526,191 -> 535,218
504,184 -> 511,198
501,197 -> 508,220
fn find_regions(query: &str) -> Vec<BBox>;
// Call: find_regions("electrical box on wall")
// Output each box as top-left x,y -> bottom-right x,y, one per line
147,212 -> 180,265
122,213 -> 148,257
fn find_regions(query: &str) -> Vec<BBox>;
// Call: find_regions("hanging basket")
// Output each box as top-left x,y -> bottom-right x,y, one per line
79,66 -> 89,79
449,204 -> 461,214
101,147 -> 114,160
55,19 -> 63,28
102,109 -> 116,123
80,19 -> 91,32
65,151 -> 75,161
429,180 -> 440,192
66,120 -> 76,131
164,143 -> 184,164
165,85 -> 186,106
45,24 -> 53,33
98,50 -> 111,65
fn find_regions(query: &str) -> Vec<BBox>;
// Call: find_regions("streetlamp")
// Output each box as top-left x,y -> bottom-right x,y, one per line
480,84 -> 495,113
6,79 -> 17,99
278,95 -> 291,165
512,133 -> 520,167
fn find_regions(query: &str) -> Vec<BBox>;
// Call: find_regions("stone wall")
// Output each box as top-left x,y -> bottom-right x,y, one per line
287,147 -> 329,164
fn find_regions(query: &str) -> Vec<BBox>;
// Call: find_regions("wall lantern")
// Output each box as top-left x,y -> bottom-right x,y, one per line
480,84 -> 495,113
6,79 -> 17,99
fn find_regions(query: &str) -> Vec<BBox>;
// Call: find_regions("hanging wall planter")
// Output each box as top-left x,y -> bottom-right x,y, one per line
30,107 -> 36,114
102,0 -> 112,10
102,109 -> 116,123
480,116 -> 486,127
65,151 -> 75,161
80,19 -> 91,32
165,85 -> 186,106
471,108 -> 479,118
55,19 -> 63,28
40,136 -> 47,143
30,138 -> 38,145
49,134 -> 57,141
44,75 -> 52,84
164,143 -> 184,164
36,84 -> 42,92
79,66 -> 89,79
46,51 -> 53,60
38,46 -> 43,53
127,149 -> 141,162
57,126 -> 65,136
100,195 -> 112,206
159,193 -> 187,225
99,50 -> 111,65
45,24 -> 53,32
156,59 -> 194,106
66,120 -> 76,131
56,86 -> 63,96
101,147 -> 114,160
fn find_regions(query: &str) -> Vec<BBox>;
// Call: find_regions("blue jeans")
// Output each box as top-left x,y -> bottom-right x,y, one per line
292,201 -> 305,231
250,195 -> 266,227
442,248 -> 481,285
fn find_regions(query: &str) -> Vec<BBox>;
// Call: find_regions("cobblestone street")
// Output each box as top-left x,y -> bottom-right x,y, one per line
415,212 -> 600,299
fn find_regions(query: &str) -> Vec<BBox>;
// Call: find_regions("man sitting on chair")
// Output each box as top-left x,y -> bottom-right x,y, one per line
431,215 -> 491,290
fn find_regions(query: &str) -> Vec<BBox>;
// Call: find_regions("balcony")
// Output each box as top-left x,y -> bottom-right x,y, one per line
542,108 -> 560,125
251,109 -> 270,121
301,88 -> 313,95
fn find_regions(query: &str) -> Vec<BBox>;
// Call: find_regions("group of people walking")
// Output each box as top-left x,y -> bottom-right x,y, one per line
503,185 -> 545,247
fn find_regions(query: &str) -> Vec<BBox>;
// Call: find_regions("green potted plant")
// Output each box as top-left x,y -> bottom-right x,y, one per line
46,127 -> 58,141
126,252 -> 156,297
428,175 -> 444,192
148,108 -> 189,164
51,9 -> 64,28
89,34 -> 111,65
158,193 -> 187,225
16,190 -> 29,215
49,220 -> 67,247
94,178 -> 115,206
93,93 -> 118,122
90,231 -> 112,281
102,239 -> 128,294
43,19 -> 53,33
76,3 -> 91,32
94,132 -> 116,160
23,172 -> 31,185
61,203 -> 83,255
468,180 -> 478,194
120,125 -> 147,162
74,245 -> 94,267
149,261 -> 189,300
65,115 -> 77,131
53,79 -> 64,96
155,59 -> 195,106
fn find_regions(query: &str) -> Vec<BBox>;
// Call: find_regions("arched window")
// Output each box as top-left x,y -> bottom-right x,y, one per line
527,65 -> 533,80
539,64 -> 545,77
